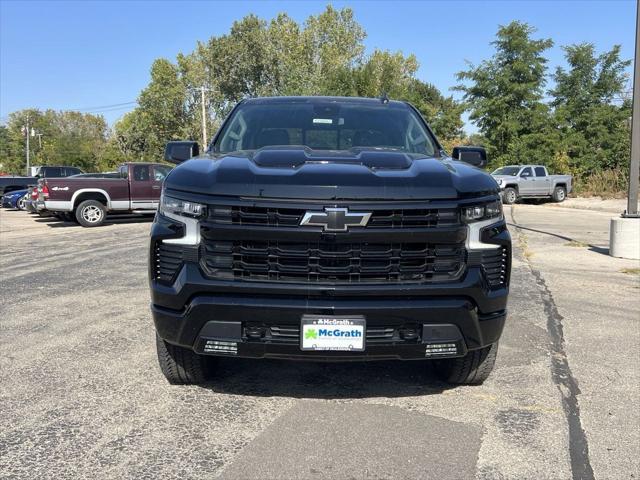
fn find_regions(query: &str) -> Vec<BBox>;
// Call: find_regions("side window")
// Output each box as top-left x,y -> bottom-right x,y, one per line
406,119 -> 430,154
66,167 -> 82,176
45,167 -> 64,178
118,165 -> 128,178
534,167 -> 547,177
153,165 -> 172,182
520,167 -> 533,177
220,111 -> 247,152
133,165 -> 150,181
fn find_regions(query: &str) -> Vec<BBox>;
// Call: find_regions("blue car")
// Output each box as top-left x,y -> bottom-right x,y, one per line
1,189 -> 29,210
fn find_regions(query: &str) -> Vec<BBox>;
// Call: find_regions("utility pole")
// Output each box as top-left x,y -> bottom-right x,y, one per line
24,116 -> 30,176
610,0 -> 640,259
627,0 -> 640,217
201,86 -> 208,148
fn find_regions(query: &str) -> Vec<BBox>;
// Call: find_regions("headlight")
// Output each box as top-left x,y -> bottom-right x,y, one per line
462,200 -> 503,223
160,194 -> 206,219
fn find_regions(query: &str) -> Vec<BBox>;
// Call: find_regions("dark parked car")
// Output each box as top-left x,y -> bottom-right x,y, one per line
0,166 -> 84,197
150,96 -> 511,386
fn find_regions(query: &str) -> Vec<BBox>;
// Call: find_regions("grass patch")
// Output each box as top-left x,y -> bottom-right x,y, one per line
572,168 -> 628,199
620,268 -> 640,275
565,240 -> 589,247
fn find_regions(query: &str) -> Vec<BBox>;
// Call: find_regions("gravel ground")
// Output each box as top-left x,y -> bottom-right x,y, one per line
0,206 -> 638,479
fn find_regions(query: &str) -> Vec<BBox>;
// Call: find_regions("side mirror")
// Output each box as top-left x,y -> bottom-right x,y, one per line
520,171 -> 531,178
451,146 -> 488,169
165,141 -> 199,164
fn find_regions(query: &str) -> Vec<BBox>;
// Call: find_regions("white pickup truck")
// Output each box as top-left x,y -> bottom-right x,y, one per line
491,165 -> 572,204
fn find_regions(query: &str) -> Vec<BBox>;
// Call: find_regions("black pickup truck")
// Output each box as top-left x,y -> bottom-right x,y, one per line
0,165 -> 84,197
150,96 -> 510,386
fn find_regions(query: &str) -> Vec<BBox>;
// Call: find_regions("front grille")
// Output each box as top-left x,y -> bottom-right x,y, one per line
481,247 -> 508,287
208,205 -> 460,229
154,242 -> 184,283
201,240 -> 466,284
251,324 -> 420,344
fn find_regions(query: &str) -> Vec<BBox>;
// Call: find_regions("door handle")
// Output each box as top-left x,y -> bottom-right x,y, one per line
152,185 -> 161,190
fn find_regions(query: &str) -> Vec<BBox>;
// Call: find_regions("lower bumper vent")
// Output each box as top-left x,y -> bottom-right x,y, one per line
480,247 -> 508,288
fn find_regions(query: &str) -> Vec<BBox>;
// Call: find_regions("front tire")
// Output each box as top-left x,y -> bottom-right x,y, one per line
156,333 -> 210,385
433,342 -> 499,385
502,187 -> 518,205
75,200 -> 106,227
552,186 -> 567,203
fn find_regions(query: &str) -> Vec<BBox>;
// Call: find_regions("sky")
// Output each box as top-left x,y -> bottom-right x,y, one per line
0,0 -> 637,132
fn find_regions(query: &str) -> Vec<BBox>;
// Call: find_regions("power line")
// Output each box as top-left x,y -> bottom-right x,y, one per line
0,101 -> 139,125
73,101 -> 137,112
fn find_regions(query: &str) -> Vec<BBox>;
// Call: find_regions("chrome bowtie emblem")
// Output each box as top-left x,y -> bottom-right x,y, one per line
300,208 -> 372,231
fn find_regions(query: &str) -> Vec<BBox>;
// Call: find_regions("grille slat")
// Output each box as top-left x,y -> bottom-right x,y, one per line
208,206 -> 460,229
202,239 -> 465,284
200,203 -> 469,284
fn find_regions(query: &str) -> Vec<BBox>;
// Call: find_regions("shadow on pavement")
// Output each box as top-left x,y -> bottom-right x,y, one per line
507,222 -> 610,256
34,215 -> 154,228
199,357 -> 454,399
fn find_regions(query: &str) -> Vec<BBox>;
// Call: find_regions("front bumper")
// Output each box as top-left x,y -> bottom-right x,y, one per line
152,292 -> 506,361
150,203 -> 511,361
151,254 -> 510,361
1,197 -> 16,208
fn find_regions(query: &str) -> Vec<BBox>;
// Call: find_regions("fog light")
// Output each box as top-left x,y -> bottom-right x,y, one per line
203,340 -> 238,355
424,343 -> 458,357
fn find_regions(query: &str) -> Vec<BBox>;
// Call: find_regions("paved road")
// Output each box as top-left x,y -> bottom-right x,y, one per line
0,206 -> 638,479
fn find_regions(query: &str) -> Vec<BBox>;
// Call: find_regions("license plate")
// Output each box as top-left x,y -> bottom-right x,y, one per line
300,315 -> 365,351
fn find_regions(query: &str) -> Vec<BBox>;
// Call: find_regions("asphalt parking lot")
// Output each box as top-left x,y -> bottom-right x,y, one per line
0,205 -> 638,480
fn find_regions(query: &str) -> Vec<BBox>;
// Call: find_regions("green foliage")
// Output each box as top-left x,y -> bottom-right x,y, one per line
456,21 -> 554,167
1,10 -> 633,197
456,21 -> 631,194
0,109 -> 112,174
550,43 -> 631,175
114,6 -> 464,154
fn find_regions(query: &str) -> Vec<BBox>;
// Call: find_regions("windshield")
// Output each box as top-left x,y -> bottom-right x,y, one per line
492,166 -> 521,176
214,101 -> 438,156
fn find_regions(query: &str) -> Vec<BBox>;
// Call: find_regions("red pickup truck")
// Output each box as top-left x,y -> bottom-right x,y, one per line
41,162 -> 172,227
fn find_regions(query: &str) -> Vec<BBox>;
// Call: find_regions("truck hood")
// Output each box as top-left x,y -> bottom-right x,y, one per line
491,175 -> 518,183
165,148 -> 499,200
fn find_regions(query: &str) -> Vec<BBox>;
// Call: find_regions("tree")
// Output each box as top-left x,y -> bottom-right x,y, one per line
550,43 -> 631,175
0,109 -> 110,174
136,59 -> 189,159
402,78 -> 464,144
119,5 -> 461,154
456,21 -> 554,167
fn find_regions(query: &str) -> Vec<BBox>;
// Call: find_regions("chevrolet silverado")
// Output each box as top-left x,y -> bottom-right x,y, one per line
150,96 -> 511,386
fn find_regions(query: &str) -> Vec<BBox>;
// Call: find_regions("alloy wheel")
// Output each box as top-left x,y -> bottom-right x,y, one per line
82,205 -> 103,223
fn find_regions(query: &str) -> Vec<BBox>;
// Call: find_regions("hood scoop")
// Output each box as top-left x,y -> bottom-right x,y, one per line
250,147 -> 415,170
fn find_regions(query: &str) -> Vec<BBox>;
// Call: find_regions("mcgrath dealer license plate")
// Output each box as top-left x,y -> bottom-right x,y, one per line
301,315 -> 365,351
